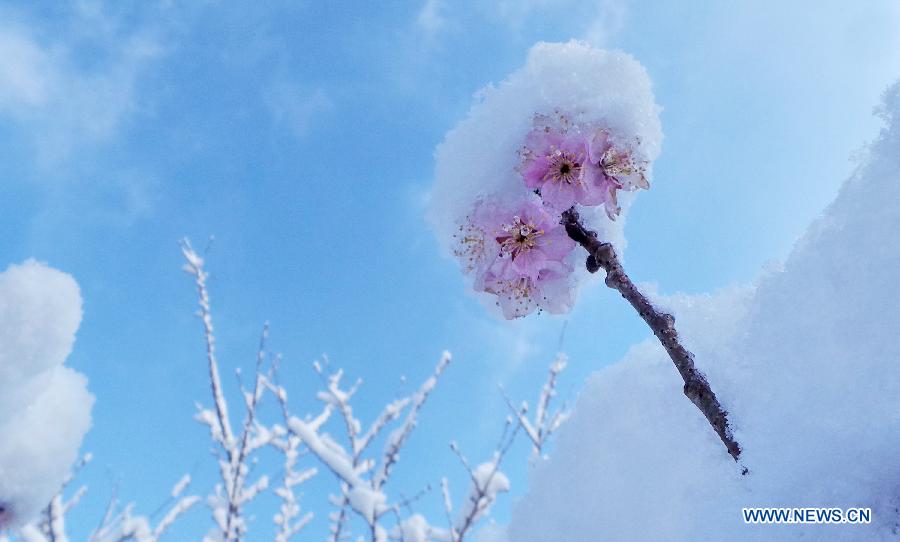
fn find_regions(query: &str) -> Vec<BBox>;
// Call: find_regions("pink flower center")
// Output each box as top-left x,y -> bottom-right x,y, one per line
544,150 -> 582,185
600,147 -> 634,177
496,215 -> 543,261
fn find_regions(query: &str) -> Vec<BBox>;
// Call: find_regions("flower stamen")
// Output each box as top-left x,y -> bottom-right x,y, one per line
544,150 -> 582,186
495,215 -> 544,261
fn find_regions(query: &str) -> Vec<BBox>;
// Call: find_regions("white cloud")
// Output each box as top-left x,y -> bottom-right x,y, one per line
409,0 -> 630,48
580,0 -> 628,46
264,82 -> 334,139
0,30 -> 51,108
493,0 -> 630,45
0,7 -> 161,165
416,0 -> 448,36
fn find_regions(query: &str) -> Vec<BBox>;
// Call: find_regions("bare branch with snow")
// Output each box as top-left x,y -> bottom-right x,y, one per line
181,240 -> 276,541
277,352 -> 451,541
502,354 -> 570,459
87,475 -> 200,542
267,362 -> 318,542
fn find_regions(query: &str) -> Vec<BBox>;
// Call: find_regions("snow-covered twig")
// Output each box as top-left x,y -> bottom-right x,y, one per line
11,456 -> 198,542
374,352 -> 451,491
181,240 -> 273,540
267,361 -> 317,542
181,240 -> 234,450
382,421 -> 518,542
38,453 -> 92,542
270,431 -> 315,542
501,354 -> 569,459
443,424 -> 516,542
87,475 -> 200,542
281,352 -> 452,541
3,455 -> 93,542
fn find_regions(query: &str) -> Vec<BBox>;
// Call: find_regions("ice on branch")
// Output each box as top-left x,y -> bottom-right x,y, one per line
428,41 -> 661,319
0,261 -> 94,530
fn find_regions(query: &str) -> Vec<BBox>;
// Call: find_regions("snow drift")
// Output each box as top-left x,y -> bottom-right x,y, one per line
499,82 -> 900,541
0,261 -> 93,529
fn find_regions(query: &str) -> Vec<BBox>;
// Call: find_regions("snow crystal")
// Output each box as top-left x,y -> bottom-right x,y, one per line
502,82 -> 900,540
0,261 -> 93,529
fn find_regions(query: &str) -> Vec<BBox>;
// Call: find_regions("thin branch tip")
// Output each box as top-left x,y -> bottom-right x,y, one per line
561,208 -> 743,463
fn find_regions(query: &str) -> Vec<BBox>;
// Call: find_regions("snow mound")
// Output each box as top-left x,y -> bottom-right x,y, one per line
502,82 -> 900,541
0,260 -> 94,529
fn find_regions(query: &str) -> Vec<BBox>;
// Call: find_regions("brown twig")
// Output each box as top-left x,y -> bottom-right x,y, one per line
561,208 -> 743,465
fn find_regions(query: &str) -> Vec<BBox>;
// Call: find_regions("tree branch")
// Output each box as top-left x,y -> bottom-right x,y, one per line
561,208 -> 743,465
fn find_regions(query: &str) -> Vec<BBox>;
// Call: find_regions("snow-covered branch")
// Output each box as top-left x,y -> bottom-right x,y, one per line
270,428 -> 316,542
88,476 -> 200,542
181,240 -> 234,451
381,421 -> 518,542
4,460 -> 197,542
441,426 -> 515,542
267,364 -> 318,542
0,455 -> 89,542
0,244 -> 575,542
502,354 -> 569,459
4,455 -> 92,542
278,352 -> 451,541
182,240 -> 275,541
374,352 -> 451,491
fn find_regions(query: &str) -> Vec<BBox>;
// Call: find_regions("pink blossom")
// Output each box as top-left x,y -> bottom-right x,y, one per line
518,114 -> 651,219
453,196 -> 576,319
587,129 -> 650,219
478,260 -> 574,319
518,127 -> 607,210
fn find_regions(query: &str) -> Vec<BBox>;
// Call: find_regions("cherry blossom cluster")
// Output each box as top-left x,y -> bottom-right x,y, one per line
453,112 -> 649,319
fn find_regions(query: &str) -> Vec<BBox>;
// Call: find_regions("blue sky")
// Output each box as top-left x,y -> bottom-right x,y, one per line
2,1 -> 899,540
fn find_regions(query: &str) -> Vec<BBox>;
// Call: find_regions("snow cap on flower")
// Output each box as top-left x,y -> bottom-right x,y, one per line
429,40 -> 662,256
429,41 -> 661,318
518,114 -> 650,218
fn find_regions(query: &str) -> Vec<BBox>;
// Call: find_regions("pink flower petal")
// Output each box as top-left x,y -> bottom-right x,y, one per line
536,228 -> 576,260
